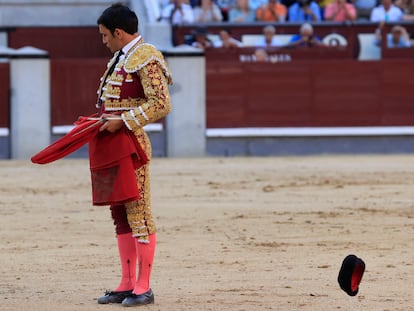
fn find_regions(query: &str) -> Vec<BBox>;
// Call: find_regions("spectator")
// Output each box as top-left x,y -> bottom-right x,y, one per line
287,22 -> 324,47
193,0 -> 224,22
353,0 -> 377,20
318,0 -> 335,18
370,0 -> 403,22
160,0 -> 195,24
216,0 -> 237,21
397,0 -> 414,20
249,0 -> 268,10
324,0 -> 357,21
229,0 -> 257,22
213,29 -> 243,48
254,48 -> 269,61
375,24 -> 412,47
189,0 -> 199,6
281,0 -> 299,9
255,25 -> 284,47
256,0 -> 288,22
158,0 -> 171,10
190,27 -> 214,49
288,0 -> 322,22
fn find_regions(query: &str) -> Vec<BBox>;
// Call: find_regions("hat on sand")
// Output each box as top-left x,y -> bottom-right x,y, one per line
337,254 -> 365,296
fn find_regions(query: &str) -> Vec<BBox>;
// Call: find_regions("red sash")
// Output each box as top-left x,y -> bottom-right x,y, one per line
88,127 -> 148,206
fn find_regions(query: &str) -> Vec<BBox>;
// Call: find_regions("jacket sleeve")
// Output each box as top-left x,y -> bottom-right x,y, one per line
121,61 -> 172,131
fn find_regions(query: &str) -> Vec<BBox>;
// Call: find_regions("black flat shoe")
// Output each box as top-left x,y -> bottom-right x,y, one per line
97,290 -> 133,304
121,289 -> 154,307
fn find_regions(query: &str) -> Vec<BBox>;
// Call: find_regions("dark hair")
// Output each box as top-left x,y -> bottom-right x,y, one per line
298,0 -> 312,7
97,2 -> 138,35
195,26 -> 208,36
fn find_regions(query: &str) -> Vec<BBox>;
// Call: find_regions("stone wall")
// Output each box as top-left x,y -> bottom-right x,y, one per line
0,1 -> 169,48
0,0 -> 119,26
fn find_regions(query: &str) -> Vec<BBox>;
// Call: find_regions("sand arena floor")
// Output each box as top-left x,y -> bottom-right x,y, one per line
0,155 -> 413,310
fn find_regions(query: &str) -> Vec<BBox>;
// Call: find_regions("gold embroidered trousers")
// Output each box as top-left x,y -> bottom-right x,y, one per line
111,128 -> 155,243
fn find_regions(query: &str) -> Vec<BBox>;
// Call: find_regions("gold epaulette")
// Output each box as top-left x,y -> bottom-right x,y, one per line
124,43 -> 173,85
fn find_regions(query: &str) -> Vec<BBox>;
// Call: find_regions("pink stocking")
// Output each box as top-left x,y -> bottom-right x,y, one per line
114,232 -> 137,292
133,233 -> 156,294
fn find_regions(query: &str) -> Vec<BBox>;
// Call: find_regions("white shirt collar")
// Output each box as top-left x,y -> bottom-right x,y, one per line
120,35 -> 141,57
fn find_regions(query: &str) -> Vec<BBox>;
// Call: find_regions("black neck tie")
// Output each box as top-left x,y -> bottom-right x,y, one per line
98,50 -> 124,107
106,49 -> 124,78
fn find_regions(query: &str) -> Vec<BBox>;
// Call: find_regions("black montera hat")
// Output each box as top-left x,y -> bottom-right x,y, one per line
337,254 -> 365,296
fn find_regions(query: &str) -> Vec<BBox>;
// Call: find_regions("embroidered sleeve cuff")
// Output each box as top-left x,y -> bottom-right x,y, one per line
121,110 -> 140,131
138,106 -> 149,121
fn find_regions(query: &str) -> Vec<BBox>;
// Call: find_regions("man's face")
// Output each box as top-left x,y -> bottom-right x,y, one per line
196,34 -> 207,43
382,0 -> 392,8
392,30 -> 402,42
264,29 -> 274,41
301,29 -> 313,38
219,30 -> 230,41
99,24 -> 122,53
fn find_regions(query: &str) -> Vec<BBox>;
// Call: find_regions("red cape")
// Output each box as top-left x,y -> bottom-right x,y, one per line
31,116 -> 101,164
31,116 -> 149,206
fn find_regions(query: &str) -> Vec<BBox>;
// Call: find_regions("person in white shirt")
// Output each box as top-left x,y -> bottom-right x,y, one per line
255,25 -> 283,47
370,0 -> 403,22
193,0 -> 224,22
213,29 -> 243,48
160,0 -> 195,24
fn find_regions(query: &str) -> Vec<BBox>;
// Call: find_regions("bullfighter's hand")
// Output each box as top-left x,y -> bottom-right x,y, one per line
99,113 -> 124,132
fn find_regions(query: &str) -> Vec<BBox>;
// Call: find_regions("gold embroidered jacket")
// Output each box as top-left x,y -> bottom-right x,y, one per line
97,38 -> 173,132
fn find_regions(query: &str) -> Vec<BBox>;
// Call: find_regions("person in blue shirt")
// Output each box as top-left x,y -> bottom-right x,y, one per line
288,0 -> 322,21
229,0 -> 256,22
374,24 -> 413,48
249,0 -> 268,10
287,22 -> 324,47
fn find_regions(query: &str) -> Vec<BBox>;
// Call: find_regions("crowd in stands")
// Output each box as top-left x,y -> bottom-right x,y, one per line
187,21 -> 413,51
157,0 -> 414,23
157,0 -> 414,54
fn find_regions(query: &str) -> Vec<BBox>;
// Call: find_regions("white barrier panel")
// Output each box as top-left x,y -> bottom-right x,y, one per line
165,47 -> 206,157
9,46 -> 50,159
207,126 -> 414,137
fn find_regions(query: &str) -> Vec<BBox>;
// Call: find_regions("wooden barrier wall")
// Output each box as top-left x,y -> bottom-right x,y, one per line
0,63 -> 9,128
4,25 -> 414,128
173,21 -> 414,58
172,21 -> 379,46
9,23 -> 414,60
20,50 -> 414,128
8,27 -> 110,126
206,51 -> 414,128
8,27 -> 110,59
50,58 -> 107,125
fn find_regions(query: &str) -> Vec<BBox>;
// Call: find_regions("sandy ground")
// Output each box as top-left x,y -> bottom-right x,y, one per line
0,155 -> 413,311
